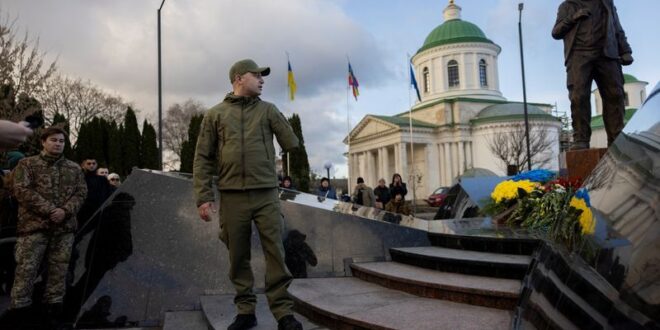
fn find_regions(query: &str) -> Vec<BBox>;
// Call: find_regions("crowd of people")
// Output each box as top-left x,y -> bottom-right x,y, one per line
278,172 -> 412,216
351,173 -> 411,215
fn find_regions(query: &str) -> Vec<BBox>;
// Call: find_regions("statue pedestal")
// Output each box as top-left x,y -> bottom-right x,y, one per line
563,148 -> 607,179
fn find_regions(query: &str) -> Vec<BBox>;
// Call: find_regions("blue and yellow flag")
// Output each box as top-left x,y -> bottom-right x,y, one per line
348,62 -> 359,101
287,60 -> 297,101
410,62 -> 421,102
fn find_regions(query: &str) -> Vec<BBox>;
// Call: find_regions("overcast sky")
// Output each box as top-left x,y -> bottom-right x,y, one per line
3,0 -> 659,178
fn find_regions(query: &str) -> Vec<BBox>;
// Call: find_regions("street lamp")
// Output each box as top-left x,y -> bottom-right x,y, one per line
518,2 -> 532,171
157,0 -> 166,169
323,161 -> 333,179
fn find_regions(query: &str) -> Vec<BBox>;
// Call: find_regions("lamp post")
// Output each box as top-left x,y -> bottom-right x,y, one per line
157,0 -> 166,169
323,161 -> 333,180
518,2 -> 532,171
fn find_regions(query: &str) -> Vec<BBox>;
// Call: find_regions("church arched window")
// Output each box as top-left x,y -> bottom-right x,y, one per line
423,67 -> 430,93
447,60 -> 459,88
479,59 -> 488,87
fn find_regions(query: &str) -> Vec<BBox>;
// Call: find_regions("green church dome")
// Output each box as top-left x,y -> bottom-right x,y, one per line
471,103 -> 557,124
418,19 -> 494,53
623,74 -> 639,84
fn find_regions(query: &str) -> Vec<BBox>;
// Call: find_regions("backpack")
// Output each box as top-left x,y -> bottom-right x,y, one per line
355,188 -> 364,205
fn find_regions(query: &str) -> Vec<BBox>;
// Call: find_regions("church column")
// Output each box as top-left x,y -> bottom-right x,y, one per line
465,141 -> 473,169
382,147 -> 390,180
438,144 -> 444,186
367,150 -> 377,186
443,143 -> 452,186
472,53 -> 479,89
397,143 -> 408,179
349,153 -> 356,184
426,143 -> 440,195
377,147 -> 384,181
457,141 -> 465,175
449,142 -> 458,180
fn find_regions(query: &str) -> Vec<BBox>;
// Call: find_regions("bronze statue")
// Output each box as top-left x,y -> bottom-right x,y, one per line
552,0 -> 633,149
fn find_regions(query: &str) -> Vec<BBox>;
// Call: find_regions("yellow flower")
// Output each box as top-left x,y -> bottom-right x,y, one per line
491,180 -> 538,203
570,197 -> 595,235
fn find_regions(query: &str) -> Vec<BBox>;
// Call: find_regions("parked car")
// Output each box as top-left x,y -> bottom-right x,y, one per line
425,186 -> 450,207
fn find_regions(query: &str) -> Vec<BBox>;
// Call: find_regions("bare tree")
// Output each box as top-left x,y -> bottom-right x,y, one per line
163,99 -> 205,167
487,123 -> 555,173
39,75 -> 129,142
0,12 -> 56,102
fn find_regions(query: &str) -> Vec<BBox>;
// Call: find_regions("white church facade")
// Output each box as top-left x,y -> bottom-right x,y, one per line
345,1 -> 562,198
590,74 -> 649,148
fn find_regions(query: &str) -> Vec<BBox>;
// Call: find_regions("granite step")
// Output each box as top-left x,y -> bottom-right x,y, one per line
350,261 -> 521,310
200,294 -> 325,330
163,310 -> 209,330
530,263 -> 608,329
289,277 -> 512,330
427,232 -> 539,256
524,291 -> 578,330
390,246 -> 532,280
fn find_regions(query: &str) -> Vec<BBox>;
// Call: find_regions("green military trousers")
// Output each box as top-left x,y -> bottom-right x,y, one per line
11,231 -> 74,308
219,188 -> 294,321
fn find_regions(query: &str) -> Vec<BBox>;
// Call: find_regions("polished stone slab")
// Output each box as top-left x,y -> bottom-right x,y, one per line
352,261 -> 521,297
535,263 -> 607,328
163,311 -> 208,330
289,277 -> 512,329
392,246 -> 532,266
199,294 -> 323,330
390,246 -> 531,280
525,291 -> 578,330
428,231 -> 539,256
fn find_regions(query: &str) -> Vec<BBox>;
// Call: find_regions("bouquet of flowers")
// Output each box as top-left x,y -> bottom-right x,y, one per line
482,170 -> 596,251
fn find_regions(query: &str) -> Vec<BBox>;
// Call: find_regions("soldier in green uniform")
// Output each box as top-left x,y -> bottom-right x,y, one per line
6,126 -> 87,326
193,59 -> 302,330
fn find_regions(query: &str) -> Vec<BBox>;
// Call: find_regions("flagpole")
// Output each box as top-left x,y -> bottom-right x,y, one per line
346,55 -> 351,188
285,51 -> 291,177
407,54 -> 417,215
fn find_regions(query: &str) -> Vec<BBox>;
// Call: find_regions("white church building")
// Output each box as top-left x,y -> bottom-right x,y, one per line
345,0 -> 562,198
590,74 -> 649,148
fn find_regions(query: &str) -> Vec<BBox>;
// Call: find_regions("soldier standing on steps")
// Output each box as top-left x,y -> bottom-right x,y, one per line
193,59 -> 303,330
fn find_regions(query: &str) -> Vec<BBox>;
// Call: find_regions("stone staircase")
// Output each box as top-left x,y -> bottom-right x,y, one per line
288,230 -> 536,329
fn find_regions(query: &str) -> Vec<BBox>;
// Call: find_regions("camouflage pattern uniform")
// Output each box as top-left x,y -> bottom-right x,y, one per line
10,151 -> 87,308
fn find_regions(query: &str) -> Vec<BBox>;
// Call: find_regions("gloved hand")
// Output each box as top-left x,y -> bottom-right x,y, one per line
621,53 -> 634,66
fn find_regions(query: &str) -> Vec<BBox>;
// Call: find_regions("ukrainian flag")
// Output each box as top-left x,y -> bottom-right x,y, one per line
348,62 -> 359,101
288,60 -> 297,101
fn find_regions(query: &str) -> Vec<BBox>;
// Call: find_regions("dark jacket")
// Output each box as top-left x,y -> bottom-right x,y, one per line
389,182 -> 408,199
12,152 -> 87,234
374,186 -> 391,205
193,93 -> 299,206
552,0 -> 631,63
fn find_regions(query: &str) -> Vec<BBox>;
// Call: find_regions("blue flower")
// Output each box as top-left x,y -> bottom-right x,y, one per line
575,188 -> 591,207
512,169 -> 556,184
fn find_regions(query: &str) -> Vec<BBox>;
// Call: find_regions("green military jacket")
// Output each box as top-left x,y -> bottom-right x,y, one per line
193,93 -> 299,206
12,152 -> 87,235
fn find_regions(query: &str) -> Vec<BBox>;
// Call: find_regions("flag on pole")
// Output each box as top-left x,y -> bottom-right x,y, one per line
410,62 -> 421,102
287,60 -> 297,101
348,62 -> 359,101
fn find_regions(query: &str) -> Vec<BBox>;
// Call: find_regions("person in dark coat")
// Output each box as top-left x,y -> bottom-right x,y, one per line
389,173 -> 408,200
373,178 -> 391,209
